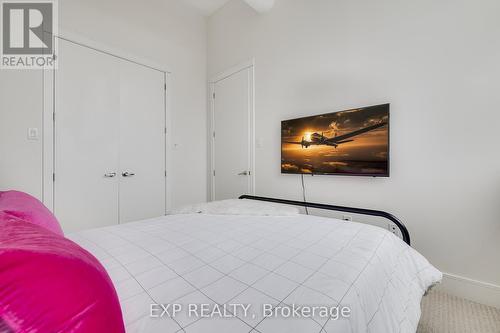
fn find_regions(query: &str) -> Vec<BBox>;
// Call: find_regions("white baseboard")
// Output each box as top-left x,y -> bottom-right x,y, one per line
436,273 -> 500,309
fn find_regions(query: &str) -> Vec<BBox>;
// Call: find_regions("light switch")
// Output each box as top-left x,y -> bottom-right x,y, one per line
27,127 -> 39,140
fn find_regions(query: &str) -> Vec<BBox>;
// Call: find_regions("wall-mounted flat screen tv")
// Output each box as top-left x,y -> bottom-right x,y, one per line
281,104 -> 389,176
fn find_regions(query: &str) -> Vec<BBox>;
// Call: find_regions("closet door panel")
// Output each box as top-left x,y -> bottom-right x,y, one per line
55,40 -> 120,232
119,60 -> 165,223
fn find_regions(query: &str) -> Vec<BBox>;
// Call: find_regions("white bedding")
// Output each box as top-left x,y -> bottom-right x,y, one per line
172,199 -> 301,216
69,213 -> 441,333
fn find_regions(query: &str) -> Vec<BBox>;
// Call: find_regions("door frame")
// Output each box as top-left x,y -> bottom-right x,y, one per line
208,59 -> 255,201
42,31 -> 171,214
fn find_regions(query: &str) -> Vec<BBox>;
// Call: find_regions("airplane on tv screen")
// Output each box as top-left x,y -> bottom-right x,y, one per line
284,122 -> 387,149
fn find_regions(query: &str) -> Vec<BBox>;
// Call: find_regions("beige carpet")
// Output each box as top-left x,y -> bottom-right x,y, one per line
418,290 -> 500,333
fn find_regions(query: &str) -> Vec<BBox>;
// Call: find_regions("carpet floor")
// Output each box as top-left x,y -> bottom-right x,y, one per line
418,290 -> 500,333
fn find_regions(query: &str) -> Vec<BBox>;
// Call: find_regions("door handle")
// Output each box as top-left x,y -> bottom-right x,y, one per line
122,172 -> 135,177
104,172 -> 117,178
238,171 -> 250,176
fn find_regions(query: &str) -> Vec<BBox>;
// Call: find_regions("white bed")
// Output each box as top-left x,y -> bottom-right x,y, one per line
69,208 -> 441,333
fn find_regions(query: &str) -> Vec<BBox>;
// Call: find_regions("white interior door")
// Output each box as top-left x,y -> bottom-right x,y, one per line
55,39 -> 120,232
118,59 -> 166,223
55,39 -> 167,232
213,67 -> 254,200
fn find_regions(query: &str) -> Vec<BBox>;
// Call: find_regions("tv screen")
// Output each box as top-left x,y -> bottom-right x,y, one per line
281,104 -> 389,176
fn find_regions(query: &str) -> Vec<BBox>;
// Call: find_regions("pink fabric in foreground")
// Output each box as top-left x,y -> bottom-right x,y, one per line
0,190 -> 64,236
0,213 -> 125,333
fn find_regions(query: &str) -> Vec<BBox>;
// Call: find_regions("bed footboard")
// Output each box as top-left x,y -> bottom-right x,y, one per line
239,195 -> 411,246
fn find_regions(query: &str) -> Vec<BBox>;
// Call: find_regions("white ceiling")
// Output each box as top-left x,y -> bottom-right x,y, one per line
181,0 -> 231,16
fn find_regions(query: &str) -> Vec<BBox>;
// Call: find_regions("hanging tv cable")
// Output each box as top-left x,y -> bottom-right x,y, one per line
301,174 -> 309,215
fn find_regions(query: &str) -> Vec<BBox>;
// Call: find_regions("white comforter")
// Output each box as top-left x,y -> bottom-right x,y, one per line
69,213 -> 441,333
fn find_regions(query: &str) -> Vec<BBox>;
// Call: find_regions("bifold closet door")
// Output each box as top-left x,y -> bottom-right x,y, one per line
118,60 -> 166,223
55,39 -> 120,232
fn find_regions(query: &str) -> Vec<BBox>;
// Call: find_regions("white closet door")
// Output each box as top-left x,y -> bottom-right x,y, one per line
118,60 -> 166,223
213,68 -> 253,200
55,40 -> 120,232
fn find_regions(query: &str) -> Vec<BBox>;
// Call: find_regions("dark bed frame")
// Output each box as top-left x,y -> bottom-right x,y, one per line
239,195 -> 411,246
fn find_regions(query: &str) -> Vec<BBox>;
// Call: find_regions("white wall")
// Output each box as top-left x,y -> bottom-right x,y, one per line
0,0 -> 208,208
0,71 -> 43,198
208,0 -> 500,304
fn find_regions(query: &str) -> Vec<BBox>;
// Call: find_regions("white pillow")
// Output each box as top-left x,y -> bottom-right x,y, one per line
171,199 -> 300,216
